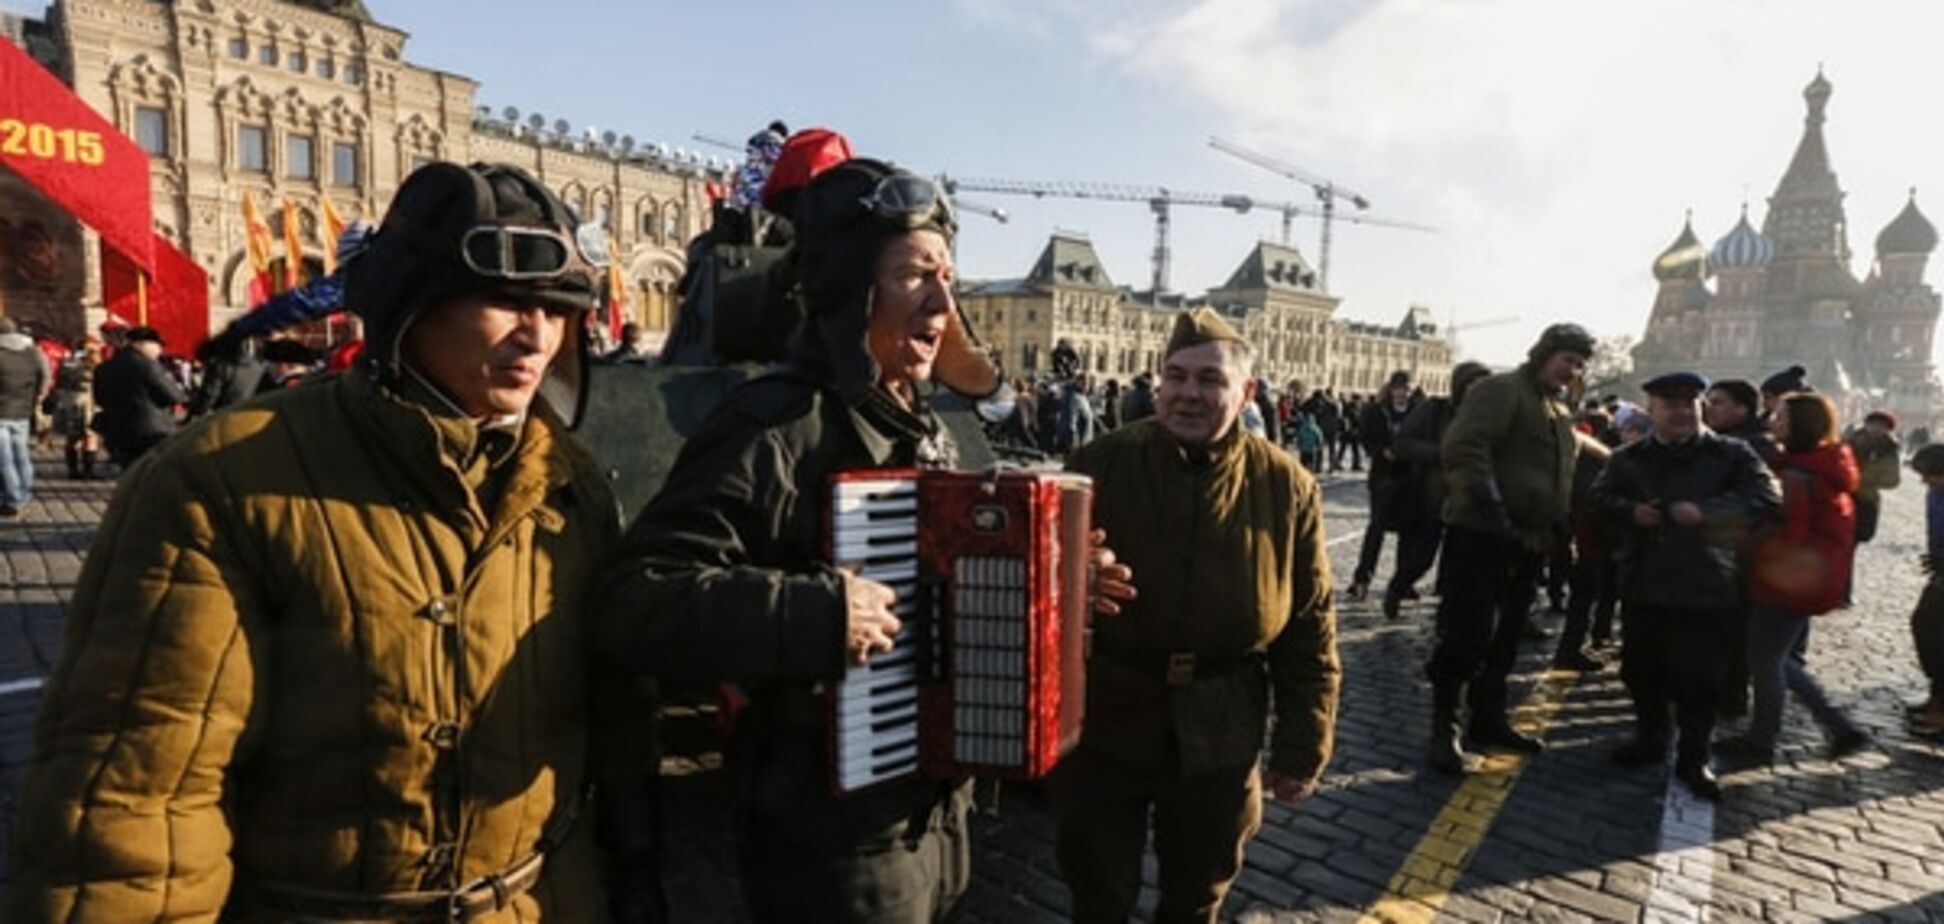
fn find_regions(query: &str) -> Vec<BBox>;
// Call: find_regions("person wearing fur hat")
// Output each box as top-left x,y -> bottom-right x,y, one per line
1424,323 -> 1592,775
593,159 -> 1052,923
10,162 -> 662,922
1055,307 -> 1339,924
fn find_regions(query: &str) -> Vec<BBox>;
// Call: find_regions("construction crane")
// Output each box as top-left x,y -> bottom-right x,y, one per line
938,176 -> 1321,293
1208,136 -> 1433,294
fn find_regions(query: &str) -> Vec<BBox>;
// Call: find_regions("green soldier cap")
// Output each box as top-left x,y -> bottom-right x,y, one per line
1165,307 -> 1247,360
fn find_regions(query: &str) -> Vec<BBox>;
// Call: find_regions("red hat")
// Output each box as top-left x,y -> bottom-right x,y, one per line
1865,409 -> 1898,430
761,128 -> 854,216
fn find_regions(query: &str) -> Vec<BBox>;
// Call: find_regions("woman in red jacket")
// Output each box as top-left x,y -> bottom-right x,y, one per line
1719,392 -> 1872,767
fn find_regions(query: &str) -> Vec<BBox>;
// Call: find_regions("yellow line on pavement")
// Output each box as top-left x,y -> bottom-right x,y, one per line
1359,668 -> 1583,924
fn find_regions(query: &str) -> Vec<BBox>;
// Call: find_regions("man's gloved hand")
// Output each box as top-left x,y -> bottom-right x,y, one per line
1465,479 -> 1515,537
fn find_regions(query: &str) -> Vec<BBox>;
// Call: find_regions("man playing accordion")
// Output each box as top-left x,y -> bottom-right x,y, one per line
596,158 -> 1134,923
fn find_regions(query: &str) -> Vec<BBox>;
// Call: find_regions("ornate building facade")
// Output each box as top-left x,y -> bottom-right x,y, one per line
1634,71 -> 1940,423
961,232 -> 1452,395
2,0 -> 723,345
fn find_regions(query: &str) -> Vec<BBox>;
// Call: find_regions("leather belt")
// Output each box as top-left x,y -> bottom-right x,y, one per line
242,794 -> 583,922
244,850 -> 545,922
1091,636 -> 1264,687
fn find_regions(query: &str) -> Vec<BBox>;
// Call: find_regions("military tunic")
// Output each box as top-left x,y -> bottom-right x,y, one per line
1055,420 -> 1340,923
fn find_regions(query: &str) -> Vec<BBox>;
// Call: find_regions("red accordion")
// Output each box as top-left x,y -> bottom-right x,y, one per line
826,468 -> 1093,795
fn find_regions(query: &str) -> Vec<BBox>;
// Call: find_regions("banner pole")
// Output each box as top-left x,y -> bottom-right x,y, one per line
137,270 -> 148,326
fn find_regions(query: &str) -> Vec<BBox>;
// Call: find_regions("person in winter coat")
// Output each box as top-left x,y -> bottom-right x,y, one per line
49,341 -> 102,479
1122,371 -> 1156,423
1554,431 -> 1613,670
1294,411 -> 1326,472
1425,324 -> 1591,775
1056,308 -> 1338,924
1717,392 -> 1872,768
88,325 -> 186,469
1705,378 -> 1776,463
1591,372 -> 1782,801
0,316 -> 50,516
1906,444 -> 1944,736
592,161 -> 1035,924
1381,361 -> 1492,620
9,163 -> 661,923
1348,371 -> 1421,601
1845,411 -> 1901,600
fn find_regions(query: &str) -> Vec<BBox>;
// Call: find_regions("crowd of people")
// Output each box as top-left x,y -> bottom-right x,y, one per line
0,136 -> 1940,924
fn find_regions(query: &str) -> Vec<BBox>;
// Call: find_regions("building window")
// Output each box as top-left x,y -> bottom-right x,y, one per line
332,141 -> 359,186
237,124 -> 268,172
640,211 -> 658,241
133,106 -> 169,157
258,44 -> 278,66
344,62 -> 364,85
317,57 -> 335,80
289,49 -> 307,73
287,134 -> 315,179
228,37 -> 248,59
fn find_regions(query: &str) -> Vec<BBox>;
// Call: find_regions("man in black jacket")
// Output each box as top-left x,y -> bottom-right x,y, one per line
1590,371 -> 1781,801
594,160 -> 1007,923
1349,371 -> 1420,601
91,326 -> 186,469
1383,361 -> 1491,619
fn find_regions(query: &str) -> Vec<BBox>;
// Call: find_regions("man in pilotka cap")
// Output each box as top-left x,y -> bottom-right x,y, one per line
10,162 -> 661,922
593,158 -> 1038,922
1055,307 -> 1341,924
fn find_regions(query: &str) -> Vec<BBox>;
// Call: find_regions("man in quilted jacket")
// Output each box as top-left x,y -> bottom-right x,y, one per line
9,163 -> 660,923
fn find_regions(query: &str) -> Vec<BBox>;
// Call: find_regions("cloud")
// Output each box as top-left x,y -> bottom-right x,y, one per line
1069,0 -> 1944,367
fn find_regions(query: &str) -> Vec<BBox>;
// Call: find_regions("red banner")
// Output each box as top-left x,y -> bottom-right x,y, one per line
102,234 -> 208,351
0,36 -> 153,269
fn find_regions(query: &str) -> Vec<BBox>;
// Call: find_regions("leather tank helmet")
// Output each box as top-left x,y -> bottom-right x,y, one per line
344,162 -> 604,425
787,157 -> 1001,406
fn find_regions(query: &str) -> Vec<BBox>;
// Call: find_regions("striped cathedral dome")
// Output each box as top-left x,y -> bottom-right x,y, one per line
1710,207 -> 1774,270
1876,192 -> 1938,256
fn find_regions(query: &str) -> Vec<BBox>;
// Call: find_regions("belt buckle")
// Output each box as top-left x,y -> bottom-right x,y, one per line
1165,652 -> 1195,687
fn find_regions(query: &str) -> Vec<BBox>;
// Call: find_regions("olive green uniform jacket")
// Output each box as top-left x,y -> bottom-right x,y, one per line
1065,421 -> 1341,781
1439,366 -> 1577,552
1847,431 -> 1901,504
8,369 -> 648,923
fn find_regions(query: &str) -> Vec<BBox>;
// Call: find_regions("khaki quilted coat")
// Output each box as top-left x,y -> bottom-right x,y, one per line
7,369 -> 638,923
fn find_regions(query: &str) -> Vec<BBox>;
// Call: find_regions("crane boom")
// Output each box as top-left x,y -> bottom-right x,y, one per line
1209,136 -> 1431,293
940,175 -> 1318,293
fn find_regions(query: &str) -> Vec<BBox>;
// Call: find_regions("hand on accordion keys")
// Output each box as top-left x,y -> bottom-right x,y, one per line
840,568 -> 903,665
1088,528 -> 1138,617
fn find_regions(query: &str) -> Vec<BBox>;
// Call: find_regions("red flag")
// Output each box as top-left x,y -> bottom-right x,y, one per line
242,191 -> 275,304
606,257 -> 628,344
280,196 -> 302,291
102,234 -> 208,351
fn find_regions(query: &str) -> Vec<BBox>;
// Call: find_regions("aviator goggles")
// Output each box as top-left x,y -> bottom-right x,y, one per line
458,223 -> 609,281
858,172 -> 957,235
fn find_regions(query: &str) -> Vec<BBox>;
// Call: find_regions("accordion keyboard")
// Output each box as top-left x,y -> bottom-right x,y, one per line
830,476 -> 924,792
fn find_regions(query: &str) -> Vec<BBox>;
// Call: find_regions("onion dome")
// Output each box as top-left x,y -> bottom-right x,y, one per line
1652,213 -> 1707,282
1710,205 -> 1774,270
1876,190 -> 1937,256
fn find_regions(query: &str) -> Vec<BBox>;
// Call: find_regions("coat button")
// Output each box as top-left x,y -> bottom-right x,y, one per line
424,722 -> 461,749
420,599 -> 456,626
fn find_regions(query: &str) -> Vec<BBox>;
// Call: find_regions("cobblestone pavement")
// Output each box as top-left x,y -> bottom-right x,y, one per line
5,455 -> 1943,921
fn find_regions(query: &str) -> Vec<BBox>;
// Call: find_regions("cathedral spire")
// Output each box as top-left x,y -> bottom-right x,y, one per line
1764,68 -> 1849,265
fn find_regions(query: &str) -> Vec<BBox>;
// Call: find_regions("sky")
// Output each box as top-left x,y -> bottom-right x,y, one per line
7,0 -> 1941,368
